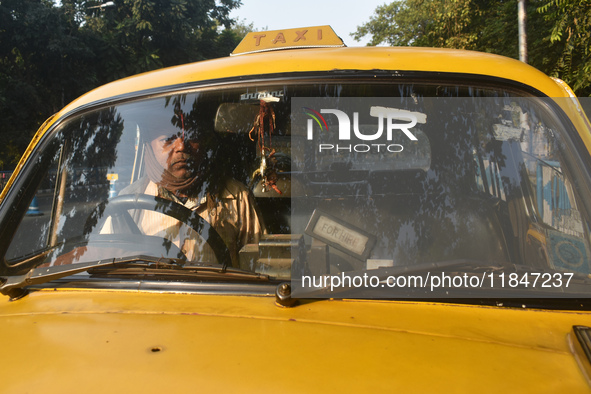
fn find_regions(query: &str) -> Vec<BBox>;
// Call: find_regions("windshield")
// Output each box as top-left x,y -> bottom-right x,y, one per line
3,80 -> 591,299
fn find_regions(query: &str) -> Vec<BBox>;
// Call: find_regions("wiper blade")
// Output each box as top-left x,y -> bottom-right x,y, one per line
0,258 -> 122,300
0,255 -> 269,300
88,261 -> 271,282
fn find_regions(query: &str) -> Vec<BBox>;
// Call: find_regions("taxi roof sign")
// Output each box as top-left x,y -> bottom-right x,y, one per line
231,25 -> 345,56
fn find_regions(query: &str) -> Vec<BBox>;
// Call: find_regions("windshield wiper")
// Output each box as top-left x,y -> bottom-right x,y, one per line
0,255 -> 270,301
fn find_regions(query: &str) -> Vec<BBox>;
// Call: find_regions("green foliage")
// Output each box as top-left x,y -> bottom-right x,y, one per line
0,0 -> 96,169
354,0 -> 591,96
352,0 -> 481,49
77,0 -> 243,82
536,0 -> 591,96
0,0 -> 243,170
230,19 -> 257,39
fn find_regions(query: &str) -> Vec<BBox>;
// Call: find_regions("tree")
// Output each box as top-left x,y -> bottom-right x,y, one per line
537,0 -> 591,96
76,0 -> 242,82
230,19 -> 257,39
353,0 -> 591,96
0,0 -> 243,170
0,0 -> 95,169
352,0 -> 481,49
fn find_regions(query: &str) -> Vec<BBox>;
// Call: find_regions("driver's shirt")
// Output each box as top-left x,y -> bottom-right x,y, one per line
118,177 -> 262,267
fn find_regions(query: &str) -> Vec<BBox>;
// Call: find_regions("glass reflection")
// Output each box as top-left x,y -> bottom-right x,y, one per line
2,85 -> 590,298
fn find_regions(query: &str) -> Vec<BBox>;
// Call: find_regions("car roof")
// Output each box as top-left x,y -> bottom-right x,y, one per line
58,46 -> 572,117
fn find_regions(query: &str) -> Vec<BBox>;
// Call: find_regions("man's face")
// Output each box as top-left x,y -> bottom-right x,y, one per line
150,132 -> 206,179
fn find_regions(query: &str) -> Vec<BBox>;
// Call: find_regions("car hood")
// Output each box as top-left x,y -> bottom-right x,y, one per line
1,289 -> 590,393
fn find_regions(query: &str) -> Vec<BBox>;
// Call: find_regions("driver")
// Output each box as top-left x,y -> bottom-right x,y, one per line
119,126 -> 263,268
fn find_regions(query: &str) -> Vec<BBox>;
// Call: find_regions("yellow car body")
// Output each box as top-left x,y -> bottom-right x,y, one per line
3,292 -> 591,392
2,26 -> 591,392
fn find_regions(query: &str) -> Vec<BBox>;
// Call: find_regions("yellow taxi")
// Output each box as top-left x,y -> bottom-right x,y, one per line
2,26 -> 591,392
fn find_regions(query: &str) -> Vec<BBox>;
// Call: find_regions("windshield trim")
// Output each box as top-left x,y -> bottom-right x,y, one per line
47,71 -> 550,129
21,278 -> 591,311
2,75 -> 591,310
0,77 -> 587,272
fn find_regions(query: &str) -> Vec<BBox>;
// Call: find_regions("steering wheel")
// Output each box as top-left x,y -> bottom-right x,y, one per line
88,194 -> 232,268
